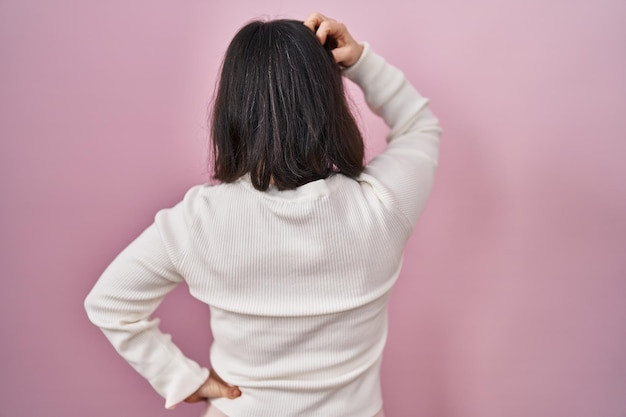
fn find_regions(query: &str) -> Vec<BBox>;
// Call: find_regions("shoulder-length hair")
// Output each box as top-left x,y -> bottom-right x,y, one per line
210,19 -> 364,191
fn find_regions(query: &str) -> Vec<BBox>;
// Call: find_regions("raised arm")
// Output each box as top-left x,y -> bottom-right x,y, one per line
305,13 -> 442,227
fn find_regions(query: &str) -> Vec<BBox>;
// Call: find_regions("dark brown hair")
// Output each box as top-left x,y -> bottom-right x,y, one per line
210,19 -> 364,191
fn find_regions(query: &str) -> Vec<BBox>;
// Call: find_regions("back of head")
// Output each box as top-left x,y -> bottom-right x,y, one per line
211,19 -> 364,191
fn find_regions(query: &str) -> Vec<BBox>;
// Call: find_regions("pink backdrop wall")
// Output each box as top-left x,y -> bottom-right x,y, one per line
1,0 -> 625,416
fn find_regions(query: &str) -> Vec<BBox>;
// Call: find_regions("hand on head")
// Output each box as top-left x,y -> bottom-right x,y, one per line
304,12 -> 364,68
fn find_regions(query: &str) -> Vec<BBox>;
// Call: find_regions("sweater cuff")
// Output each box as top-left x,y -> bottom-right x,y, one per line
149,351 -> 210,409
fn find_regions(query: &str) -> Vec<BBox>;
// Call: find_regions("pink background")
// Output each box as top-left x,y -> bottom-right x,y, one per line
1,0 -> 625,416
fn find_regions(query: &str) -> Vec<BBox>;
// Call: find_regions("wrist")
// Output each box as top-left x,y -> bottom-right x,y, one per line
346,43 -> 364,67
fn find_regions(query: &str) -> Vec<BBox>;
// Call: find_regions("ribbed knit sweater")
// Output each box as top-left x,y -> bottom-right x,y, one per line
84,42 -> 441,417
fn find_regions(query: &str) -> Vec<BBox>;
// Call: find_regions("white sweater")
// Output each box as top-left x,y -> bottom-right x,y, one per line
85,42 -> 441,417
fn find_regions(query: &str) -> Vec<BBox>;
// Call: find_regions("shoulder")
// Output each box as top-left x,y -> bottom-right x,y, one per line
154,184 -> 218,232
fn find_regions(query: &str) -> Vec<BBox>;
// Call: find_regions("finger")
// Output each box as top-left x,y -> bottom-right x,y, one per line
303,12 -> 331,32
202,372 -> 242,399
208,380 -> 240,399
303,13 -> 321,32
318,20 -> 350,47
183,392 -> 205,404
332,47 -> 351,66
229,387 -> 242,399
314,20 -> 330,45
333,42 -> 364,67
314,20 -> 342,46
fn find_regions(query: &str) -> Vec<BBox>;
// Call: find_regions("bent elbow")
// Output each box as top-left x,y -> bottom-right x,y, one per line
84,288 -> 107,327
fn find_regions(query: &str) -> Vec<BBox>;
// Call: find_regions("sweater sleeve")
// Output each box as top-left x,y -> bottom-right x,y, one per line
84,186 -> 210,409
343,42 -> 442,227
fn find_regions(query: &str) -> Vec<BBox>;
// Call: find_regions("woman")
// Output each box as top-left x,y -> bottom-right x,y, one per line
85,12 -> 441,417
